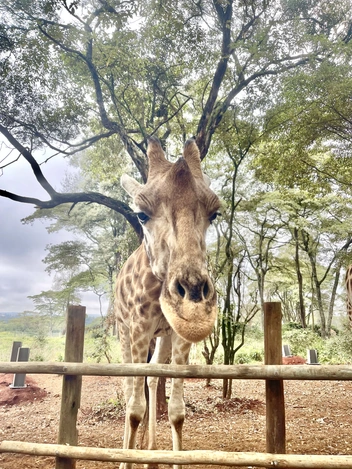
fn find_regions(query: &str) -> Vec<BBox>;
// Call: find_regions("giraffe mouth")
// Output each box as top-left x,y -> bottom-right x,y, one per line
159,279 -> 217,343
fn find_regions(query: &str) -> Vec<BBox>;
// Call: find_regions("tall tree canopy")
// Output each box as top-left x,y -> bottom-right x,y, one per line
2,0 -> 352,346
1,0 -> 352,234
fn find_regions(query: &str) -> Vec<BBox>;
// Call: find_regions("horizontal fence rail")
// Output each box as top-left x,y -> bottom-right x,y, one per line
1,441 -> 352,468
1,361 -> 352,380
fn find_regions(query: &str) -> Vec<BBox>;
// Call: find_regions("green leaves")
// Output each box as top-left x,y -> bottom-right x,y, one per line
2,0 -> 352,339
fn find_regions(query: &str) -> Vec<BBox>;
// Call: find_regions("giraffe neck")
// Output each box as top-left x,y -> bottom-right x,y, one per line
115,243 -> 164,327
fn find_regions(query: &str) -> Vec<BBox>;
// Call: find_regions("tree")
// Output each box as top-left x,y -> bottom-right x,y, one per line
256,189 -> 352,337
205,111 -> 261,397
220,252 -> 259,398
1,0 -> 351,235
235,195 -> 287,319
2,0 -> 352,383
28,289 -> 74,334
248,51 -> 352,334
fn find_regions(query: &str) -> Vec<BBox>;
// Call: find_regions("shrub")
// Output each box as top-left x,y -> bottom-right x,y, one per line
31,354 -> 44,361
319,327 -> 352,364
282,328 -> 323,357
234,352 -> 251,364
249,350 -> 263,362
282,322 -> 303,332
233,348 -> 263,364
282,326 -> 352,364
245,325 -> 264,341
92,390 -> 125,420
87,321 -> 112,363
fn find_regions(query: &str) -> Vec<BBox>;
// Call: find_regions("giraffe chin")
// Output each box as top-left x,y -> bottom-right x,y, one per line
159,297 -> 217,343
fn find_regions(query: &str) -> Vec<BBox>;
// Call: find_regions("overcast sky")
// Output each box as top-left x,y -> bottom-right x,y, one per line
0,146 -> 105,315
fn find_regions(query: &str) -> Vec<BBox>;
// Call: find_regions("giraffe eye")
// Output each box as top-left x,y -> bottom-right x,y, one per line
209,212 -> 221,224
137,212 -> 150,224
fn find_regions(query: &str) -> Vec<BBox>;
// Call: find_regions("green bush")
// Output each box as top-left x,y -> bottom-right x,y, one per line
233,346 -> 263,364
282,325 -> 352,364
0,330 -> 122,363
282,322 -> 303,332
282,328 -> 323,357
84,332 -> 121,363
234,352 -> 251,364
31,354 -> 44,362
318,327 -> 352,364
91,389 -> 125,420
249,350 -> 263,362
245,325 -> 264,342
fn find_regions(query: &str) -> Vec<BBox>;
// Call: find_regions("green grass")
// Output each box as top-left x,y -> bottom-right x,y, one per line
2,323 -> 351,366
0,331 -> 22,361
0,331 -> 121,363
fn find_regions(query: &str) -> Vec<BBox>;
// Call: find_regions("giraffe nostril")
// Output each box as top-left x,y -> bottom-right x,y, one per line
202,280 -> 210,299
171,276 -> 213,303
176,282 -> 186,298
174,278 -> 212,302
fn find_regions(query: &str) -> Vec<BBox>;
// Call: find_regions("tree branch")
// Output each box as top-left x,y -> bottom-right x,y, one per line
196,0 -> 233,159
0,124 -> 58,196
0,113 -> 116,159
0,125 -> 143,239
0,188 -> 143,240
37,19 -> 149,182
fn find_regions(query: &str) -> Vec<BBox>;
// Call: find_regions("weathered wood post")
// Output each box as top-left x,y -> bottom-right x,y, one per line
264,301 -> 286,454
56,305 -> 86,469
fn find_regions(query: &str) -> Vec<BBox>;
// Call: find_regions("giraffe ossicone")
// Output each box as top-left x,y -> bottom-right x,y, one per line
115,137 -> 221,469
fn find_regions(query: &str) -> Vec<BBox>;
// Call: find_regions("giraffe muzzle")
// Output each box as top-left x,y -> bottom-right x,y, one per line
159,271 -> 217,342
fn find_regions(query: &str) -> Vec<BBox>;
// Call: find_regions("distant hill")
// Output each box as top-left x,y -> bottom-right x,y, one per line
0,312 -> 21,321
0,312 -> 100,323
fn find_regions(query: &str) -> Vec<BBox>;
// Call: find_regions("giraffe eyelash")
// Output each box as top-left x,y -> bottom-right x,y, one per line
209,212 -> 221,224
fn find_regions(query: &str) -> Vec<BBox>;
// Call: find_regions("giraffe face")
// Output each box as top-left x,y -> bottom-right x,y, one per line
121,138 -> 221,342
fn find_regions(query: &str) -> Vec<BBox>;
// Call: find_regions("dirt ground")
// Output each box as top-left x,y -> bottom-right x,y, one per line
1,359 -> 352,469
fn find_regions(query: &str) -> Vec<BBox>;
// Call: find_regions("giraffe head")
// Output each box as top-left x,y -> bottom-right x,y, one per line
121,137 -> 221,343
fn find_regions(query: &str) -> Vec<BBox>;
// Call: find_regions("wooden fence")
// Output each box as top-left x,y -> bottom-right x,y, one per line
1,302 -> 352,468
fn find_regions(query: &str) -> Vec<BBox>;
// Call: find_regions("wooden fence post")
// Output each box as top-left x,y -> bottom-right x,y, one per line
56,305 -> 86,469
264,301 -> 286,454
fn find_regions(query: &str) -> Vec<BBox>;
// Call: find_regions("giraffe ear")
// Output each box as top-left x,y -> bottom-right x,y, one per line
183,139 -> 203,179
121,174 -> 142,198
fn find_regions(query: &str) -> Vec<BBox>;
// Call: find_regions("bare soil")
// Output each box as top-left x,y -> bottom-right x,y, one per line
1,358 -> 352,469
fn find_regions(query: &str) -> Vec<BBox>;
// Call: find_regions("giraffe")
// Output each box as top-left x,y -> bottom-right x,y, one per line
115,137 -> 221,469
345,265 -> 352,328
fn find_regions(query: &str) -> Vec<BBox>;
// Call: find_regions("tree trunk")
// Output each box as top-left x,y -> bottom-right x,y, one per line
327,260 -> 342,335
202,326 -> 220,386
222,378 -> 228,399
294,228 -> 306,327
225,379 -> 233,399
311,264 -> 327,338
156,377 -> 168,418
257,270 -> 265,330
